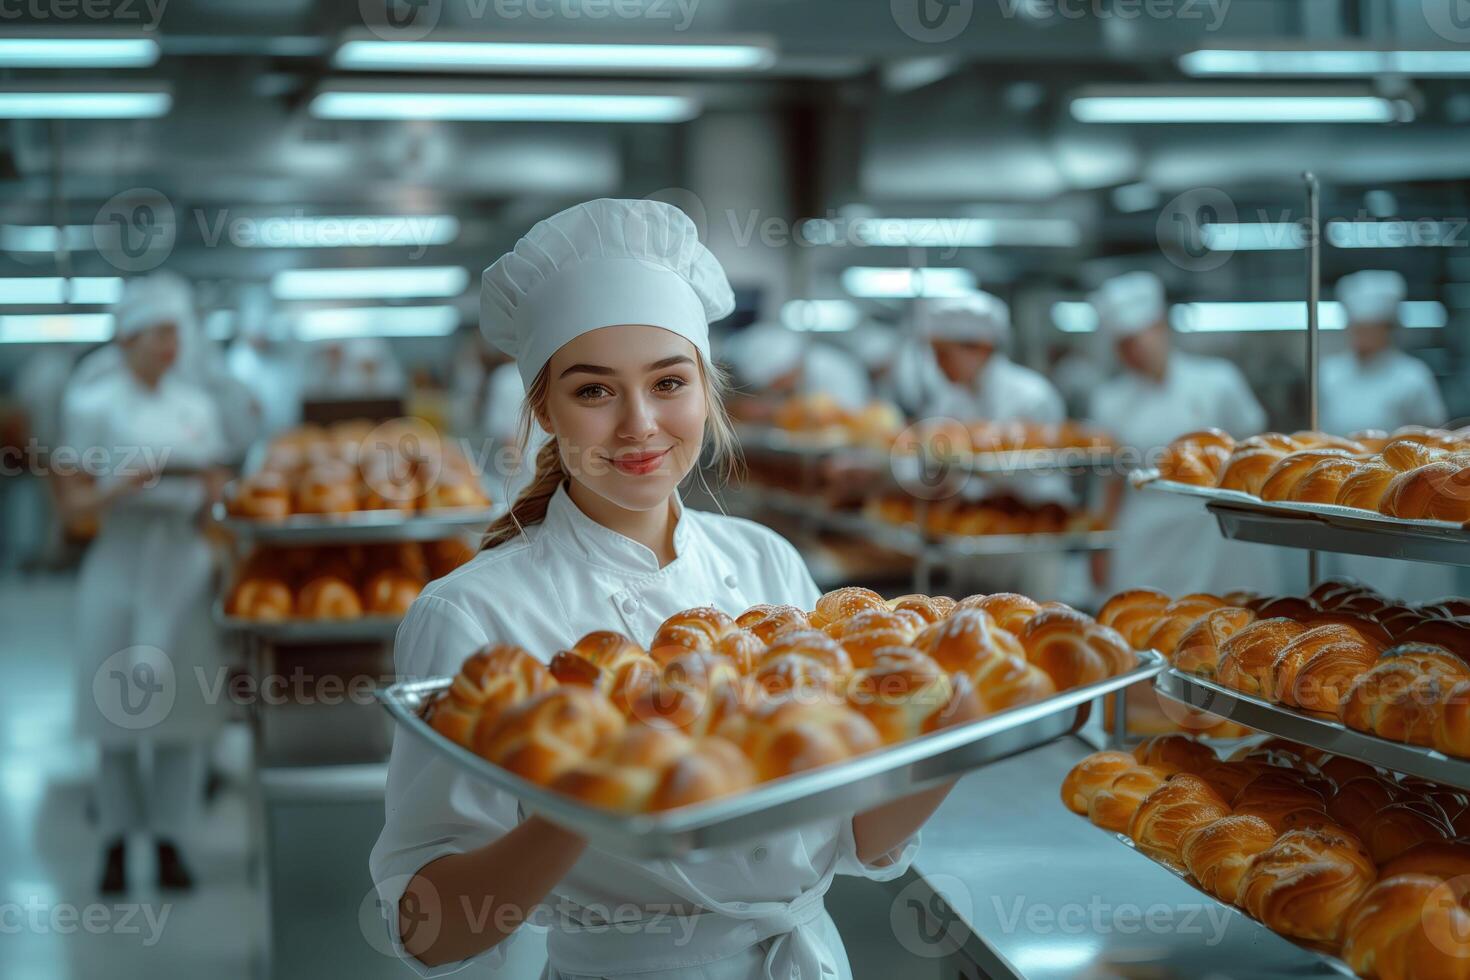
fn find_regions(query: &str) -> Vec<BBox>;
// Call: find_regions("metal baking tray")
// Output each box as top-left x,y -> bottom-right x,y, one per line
377,649 -> 1166,857
733,424 -> 889,464
211,498 -> 493,545
931,529 -> 1116,556
941,446 -> 1116,477
213,600 -> 403,643
1154,667 -> 1470,792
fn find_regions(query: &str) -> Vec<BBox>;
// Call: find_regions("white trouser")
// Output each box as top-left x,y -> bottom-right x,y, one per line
97,741 -> 204,841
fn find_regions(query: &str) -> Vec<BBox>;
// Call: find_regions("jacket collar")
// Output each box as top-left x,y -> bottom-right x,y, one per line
541,481 -> 691,574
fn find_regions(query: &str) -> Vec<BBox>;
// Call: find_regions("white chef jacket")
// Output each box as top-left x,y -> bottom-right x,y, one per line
921,352 -> 1065,427
1091,350 -> 1290,597
1319,349 -> 1446,437
1319,349 -> 1456,601
801,344 -> 873,412
370,483 -> 919,980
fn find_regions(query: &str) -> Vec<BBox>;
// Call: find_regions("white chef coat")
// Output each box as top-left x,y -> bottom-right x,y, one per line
370,483 -> 919,980
1319,349 -> 1456,601
800,344 -> 873,412
63,369 -> 228,745
921,352 -> 1065,427
1091,350 -> 1290,597
226,338 -> 303,437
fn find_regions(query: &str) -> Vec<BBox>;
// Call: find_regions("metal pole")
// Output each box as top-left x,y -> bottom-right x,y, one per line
1304,171 -> 1321,586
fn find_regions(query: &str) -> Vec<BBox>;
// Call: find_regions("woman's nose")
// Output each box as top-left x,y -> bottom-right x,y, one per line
618,391 -> 659,441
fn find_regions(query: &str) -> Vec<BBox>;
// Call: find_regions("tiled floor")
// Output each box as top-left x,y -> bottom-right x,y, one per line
0,572 -> 263,980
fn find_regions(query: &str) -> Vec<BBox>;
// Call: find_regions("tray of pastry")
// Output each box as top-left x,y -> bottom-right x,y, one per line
214,600 -> 404,643
733,423 -> 889,464
212,500 -> 495,545
1207,500 -> 1470,566
1154,668 -> 1470,793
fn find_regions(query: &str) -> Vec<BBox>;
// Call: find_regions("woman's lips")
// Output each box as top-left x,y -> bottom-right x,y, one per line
610,448 -> 672,476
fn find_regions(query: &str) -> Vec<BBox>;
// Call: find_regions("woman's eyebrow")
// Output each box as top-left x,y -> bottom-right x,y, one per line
646,355 -> 694,371
558,355 -> 692,379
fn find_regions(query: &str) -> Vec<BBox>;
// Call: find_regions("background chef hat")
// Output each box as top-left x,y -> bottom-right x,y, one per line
835,320 -> 901,370
481,198 -> 735,388
113,270 -> 197,340
1090,270 -> 1166,339
922,291 -> 1012,348
719,321 -> 805,389
1337,269 -> 1405,325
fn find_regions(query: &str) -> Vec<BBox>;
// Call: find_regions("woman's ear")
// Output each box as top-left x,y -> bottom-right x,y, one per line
534,407 -> 552,435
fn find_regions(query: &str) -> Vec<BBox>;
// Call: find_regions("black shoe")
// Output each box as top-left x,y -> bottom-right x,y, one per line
156,840 -> 194,891
99,839 -> 126,895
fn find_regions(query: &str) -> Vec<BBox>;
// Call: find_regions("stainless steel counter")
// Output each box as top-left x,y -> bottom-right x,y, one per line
909,736 -> 1352,980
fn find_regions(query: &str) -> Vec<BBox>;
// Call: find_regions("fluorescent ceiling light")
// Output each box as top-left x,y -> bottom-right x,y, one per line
0,88 -> 170,119
850,217 -> 1080,248
0,224 -> 97,252
1169,300 -> 1446,332
334,38 -> 774,73
294,306 -> 461,341
272,266 -> 468,301
1181,48 -> 1470,77
1112,183 -> 1159,214
1069,91 -> 1401,124
204,310 -> 236,341
842,267 -> 976,298
780,299 -> 861,332
310,84 -> 699,122
1201,222 -> 1307,251
0,37 -> 158,68
1401,301 -> 1448,329
1327,220 -> 1464,248
0,277 -> 122,305
1050,301 -> 1099,333
0,314 -> 113,343
234,215 -> 460,249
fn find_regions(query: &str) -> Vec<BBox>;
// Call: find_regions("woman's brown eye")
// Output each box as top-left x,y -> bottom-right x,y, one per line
655,376 -> 688,393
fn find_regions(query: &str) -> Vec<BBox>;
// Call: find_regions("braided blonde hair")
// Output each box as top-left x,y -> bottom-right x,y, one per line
480,352 -> 742,551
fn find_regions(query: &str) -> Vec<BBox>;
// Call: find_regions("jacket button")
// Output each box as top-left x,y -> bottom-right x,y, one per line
622,597 -> 638,613
751,845 -> 768,862
724,574 -> 738,588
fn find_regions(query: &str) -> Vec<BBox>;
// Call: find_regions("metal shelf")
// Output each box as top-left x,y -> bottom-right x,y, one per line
214,601 -> 403,644
1154,667 -> 1470,793
212,501 -> 492,545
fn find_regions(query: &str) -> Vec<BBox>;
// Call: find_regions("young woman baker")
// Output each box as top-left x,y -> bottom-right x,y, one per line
370,199 -> 953,979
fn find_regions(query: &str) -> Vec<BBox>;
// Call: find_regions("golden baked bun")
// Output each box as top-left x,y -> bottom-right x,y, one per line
1157,439 -> 1230,486
1097,588 -> 1171,648
1194,761 -> 1273,803
887,594 -> 950,625
759,629 -> 854,677
1216,618 -> 1309,697
1020,609 -> 1133,690
1216,447 -> 1288,496
1398,618 -> 1470,655
1357,800 -> 1452,864
1232,772 -> 1329,833
1288,455 -> 1361,504
1172,607 -> 1256,679
712,629 -> 764,675
650,606 -> 736,665
809,586 -> 887,630
826,607 -> 926,642
550,723 -> 693,813
1060,751 -> 1137,815
1259,449 -> 1355,502
474,686 -> 626,785
1343,659 -> 1455,747
1336,460 -> 1397,511
1382,460 -> 1470,521
735,604 -> 810,645
1343,874 -> 1470,980
1433,677 -> 1470,759
431,645 -> 557,747
294,466 -> 358,515
845,650 -> 954,744
1181,814 -> 1278,904
295,575 -> 363,619
1268,623 -> 1381,712
549,632 -> 659,714
1380,437 -> 1448,472
840,627 -> 920,671
1131,734 -> 1219,775
914,609 -> 1024,674
718,697 -> 881,782
226,577 -> 294,620
755,653 -> 840,700
627,651 -> 752,737
1292,430 -> 1368,453
358,467 -> 421,513
362,568 -> 424,616
958,593 -> 1042,634
648,736 -> 758,810
1237,826 -> 1377,943
1236,432 -> 1302,454
1380,838 -> 1470,883
965,652 -> 1056,713
422,471 -> 489,510
1127,774 -> 1231,866
230,472 -> 292,519
1142,594 -> 1231,656
1088,766 -> 1168,834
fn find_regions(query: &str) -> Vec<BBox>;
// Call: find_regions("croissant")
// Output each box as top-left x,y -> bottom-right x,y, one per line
1097,588 -> 1172,649
735,604 -> 811,645
1433,678 -> 1470,759
1358,800 -> 1453,864
1141,595 -> 1231,656
1237,826 -> 1377,943
1061,750 -> 1138,815
1346,667 -> 1452,747
1316,753 -> 1379,789
1019,609 -> 1133,690
1336,460 -> 1397,511
1216,618 -> 1309,697
1343,874 -> 1470,980
1324,775 -> 1402,838
1194,761 -> 1272,803
650,606 -> 737,665
431,644 -> 557,747
809,586 -> 887,630
717,697 -> 881,782
915,609 -> 1024,674
1231,772 -> 1328,833
1259,449 -> 1355,502
1398,618 -> 1470,656
1288,456 -> 1362,504
1157,440 -> 1229,486
1382,460 -> 1470,521
1215,446 -> 1288,496
846,651 -> 954,744
1380,838 -> 1470,884
1268,624 -> 1381,712
1131,734 -> 1219,776
1172,607 -> 1257,679
226,577 -> 294,620
1088,766 -> 1168,834
473,686 -> 627,785
1250,595 -> 1322,620
1180,814 -> 1277,905
1128,774 -> 1232,866
1379,437 -> 1447,473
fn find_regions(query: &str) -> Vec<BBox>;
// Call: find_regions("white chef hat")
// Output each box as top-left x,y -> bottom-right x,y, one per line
113,271 -> 196,340
481,198 -> 735,388
838,321 -> 901,370
1337,270 -> 1405,325
720,321 -> 805,389
1090,270 -> 1166,339
922,292 -> 1012,347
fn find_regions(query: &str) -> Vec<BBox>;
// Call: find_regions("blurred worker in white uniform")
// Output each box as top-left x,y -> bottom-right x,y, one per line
1088,271 -> 1285,597
720,321 -> 873,413
306,336 -> 407,398
60,272 -> 230,894
1321,270 -> 1456,600
917,292 -> 1065,426
226,289 -> 302,438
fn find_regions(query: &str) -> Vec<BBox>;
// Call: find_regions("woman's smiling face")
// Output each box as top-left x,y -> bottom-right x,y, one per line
540,324 -> 708,512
